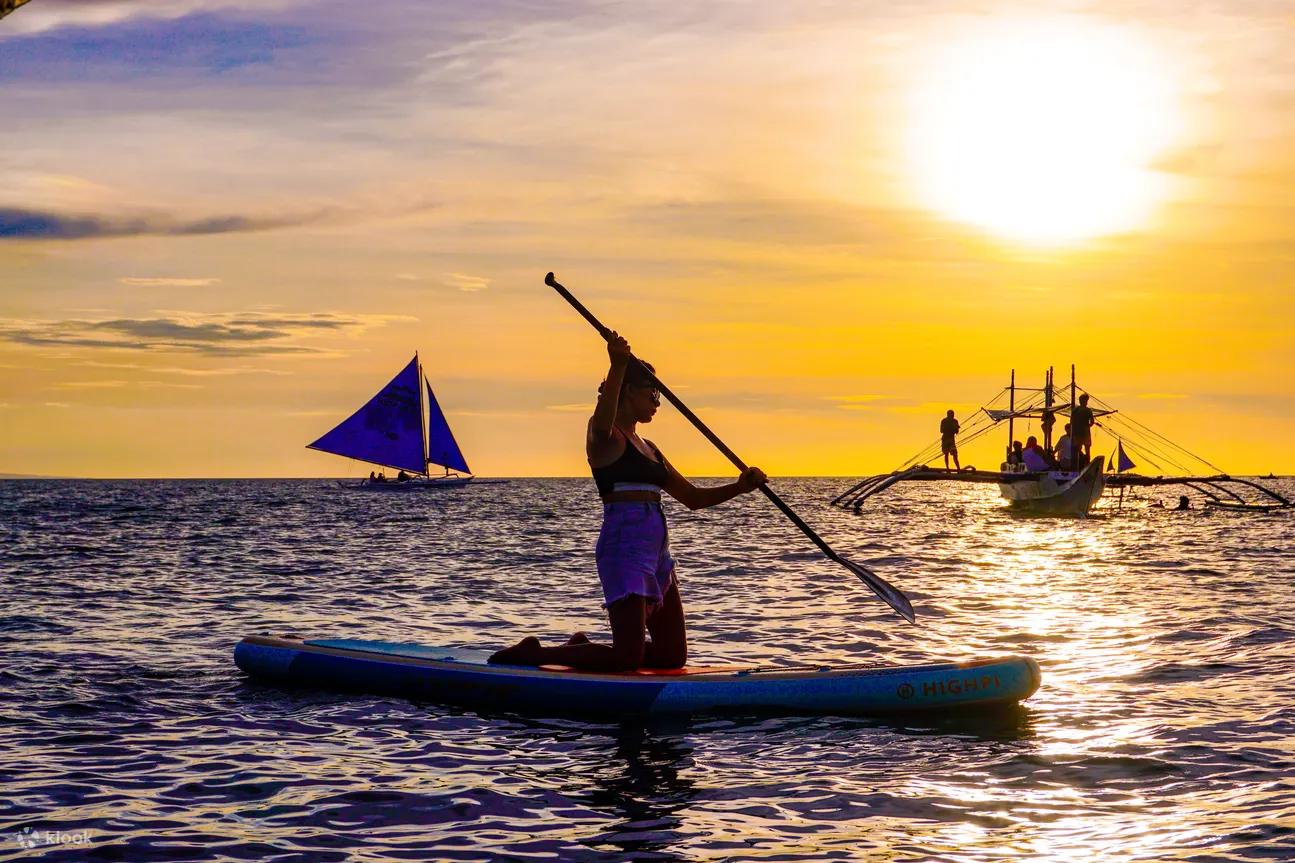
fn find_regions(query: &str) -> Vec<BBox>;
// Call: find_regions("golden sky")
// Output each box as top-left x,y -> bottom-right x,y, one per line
1,1 -> 1292,477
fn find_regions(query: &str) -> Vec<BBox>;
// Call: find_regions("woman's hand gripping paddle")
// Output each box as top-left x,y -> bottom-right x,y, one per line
544,272 -> 917,624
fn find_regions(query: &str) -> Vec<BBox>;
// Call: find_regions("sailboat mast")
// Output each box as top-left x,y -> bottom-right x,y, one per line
1007,369 -> 1015,460
416,353 -> 430,477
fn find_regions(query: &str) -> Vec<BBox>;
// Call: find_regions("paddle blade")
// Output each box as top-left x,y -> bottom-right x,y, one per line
840,557 -> 917,624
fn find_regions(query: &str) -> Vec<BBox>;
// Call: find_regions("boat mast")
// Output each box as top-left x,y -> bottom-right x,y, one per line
1007,369 -> 1016,461
416,352 -> 430,477
1044,367 -> 1054,452
1069,364 -> 1077,472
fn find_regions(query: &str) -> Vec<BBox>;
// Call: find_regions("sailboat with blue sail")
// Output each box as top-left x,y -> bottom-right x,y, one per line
307,354 -> 475,489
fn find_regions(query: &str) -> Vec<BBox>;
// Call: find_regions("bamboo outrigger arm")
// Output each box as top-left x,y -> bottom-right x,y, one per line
1104,473 -> 1291,509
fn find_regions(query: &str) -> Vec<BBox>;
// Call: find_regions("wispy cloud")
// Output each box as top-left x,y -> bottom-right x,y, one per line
72,360 -> 289,375
444,273 -> 490,292
118,277 -> 222,286
827,395 -> 894,411
56,379 -> 204,390
0,207 -> 318,240
885,401 -> 983,415
2,1 -> 300,36
0,311 -> 409,356
57,380 -> 130,388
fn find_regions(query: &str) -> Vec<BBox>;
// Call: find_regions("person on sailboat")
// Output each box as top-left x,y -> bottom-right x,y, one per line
1071,394 -> 1095,461
940,410 -> 961,471
1007,440 -> 1025,466
489,332 -> 767,672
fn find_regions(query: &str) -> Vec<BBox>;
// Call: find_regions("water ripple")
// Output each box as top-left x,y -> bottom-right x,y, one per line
1,478 -> 1293,861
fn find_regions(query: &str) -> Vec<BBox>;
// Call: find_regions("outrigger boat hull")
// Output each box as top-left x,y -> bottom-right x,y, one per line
998,456 -> 1106,516
234,636 -> 1042,717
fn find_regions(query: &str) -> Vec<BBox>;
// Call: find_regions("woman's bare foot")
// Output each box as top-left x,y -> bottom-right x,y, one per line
488,636 -> 542,666
565,632 -> 591,646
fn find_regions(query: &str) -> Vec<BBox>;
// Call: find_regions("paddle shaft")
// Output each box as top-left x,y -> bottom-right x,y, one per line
545,273 -> 865,570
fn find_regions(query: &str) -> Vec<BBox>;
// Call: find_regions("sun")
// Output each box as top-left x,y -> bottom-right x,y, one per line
908,17 -> 1181,244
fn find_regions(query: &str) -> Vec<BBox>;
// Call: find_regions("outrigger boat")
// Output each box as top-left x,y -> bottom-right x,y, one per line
832,366 -> 1290,516
307,354 -> 477,490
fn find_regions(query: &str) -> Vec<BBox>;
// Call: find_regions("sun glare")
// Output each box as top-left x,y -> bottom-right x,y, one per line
908,18 -> 1181,244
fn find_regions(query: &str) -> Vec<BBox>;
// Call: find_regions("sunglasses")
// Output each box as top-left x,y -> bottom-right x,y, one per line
633,384 -> 661,405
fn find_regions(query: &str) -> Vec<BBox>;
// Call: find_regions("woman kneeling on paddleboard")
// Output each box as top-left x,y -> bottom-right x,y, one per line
489,333 -> 766,671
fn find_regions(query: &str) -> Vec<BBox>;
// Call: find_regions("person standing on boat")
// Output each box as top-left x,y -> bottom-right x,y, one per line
489,333 -> 767,672
1071,394 -> 1095,465
1041,410 -> 1056,447
940,410 -> 961,471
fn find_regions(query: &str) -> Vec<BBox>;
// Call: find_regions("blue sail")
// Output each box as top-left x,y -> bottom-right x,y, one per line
426,379 -> 470,474
307,356 -> 426,473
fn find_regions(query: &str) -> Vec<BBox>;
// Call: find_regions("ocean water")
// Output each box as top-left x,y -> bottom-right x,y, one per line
2,477 -> 1293,862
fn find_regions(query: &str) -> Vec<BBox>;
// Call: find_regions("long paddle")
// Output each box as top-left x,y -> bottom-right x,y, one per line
545,272 -> 917,624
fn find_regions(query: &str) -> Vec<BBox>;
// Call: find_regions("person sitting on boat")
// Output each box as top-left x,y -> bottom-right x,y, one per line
1022,436 -> 1055,471
396,469 -> 410,482
375,471 -> 388,483
489,332 -> 767,672
1007,440 -> 1025,466
940,410 -> 961,471
369,471 -> 377,483
1071,394 -> 1096,461
1054,424 -> 1074,466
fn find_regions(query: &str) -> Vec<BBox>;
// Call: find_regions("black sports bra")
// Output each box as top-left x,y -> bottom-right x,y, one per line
590,427 -> 670,497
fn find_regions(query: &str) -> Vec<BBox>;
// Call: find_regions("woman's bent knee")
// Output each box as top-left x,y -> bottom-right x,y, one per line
651,644 -> 687,669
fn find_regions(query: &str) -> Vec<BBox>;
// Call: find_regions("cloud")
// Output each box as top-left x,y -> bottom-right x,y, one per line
0,310 -> 409,356
118,277 -> 222,286
885,401 -> 984,415
0,207 -> 317,240
58,379 -> 204,390
57,380 -> 130,388
826,395 -> 896,411
625,199 -> 903,248
444,273 -> 490,292
1,1 -> 298,35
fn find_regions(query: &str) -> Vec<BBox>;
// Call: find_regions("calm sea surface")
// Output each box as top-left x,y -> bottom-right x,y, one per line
2,477 -> 1293,862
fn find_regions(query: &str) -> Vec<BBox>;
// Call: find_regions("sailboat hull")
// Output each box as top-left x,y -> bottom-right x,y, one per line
342,476 -> 474,491
997,457 -> 1106,516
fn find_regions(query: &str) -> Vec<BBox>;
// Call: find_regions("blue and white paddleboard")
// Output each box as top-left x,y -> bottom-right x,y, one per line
234,636 -> 1041,717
